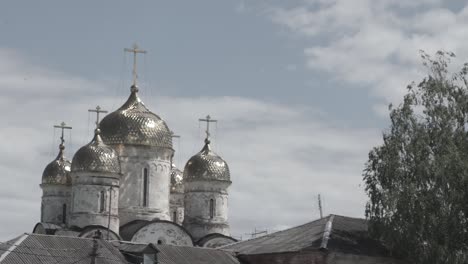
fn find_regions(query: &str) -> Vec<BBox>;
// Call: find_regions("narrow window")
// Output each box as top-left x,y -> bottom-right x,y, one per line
99,191 -> 106,213
62,204 -> 67,224
143,168 -> 149,207
209,199 -> 215,219
41,202 -> 44,222
173,211 -> 177,222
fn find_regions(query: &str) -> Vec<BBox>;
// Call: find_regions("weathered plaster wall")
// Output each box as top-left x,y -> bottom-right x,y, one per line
237,251 -> 405,264
238,251 -> 326,264
326,252 -> 405,264
115,146 -> 173,225
169,192 -> 184,225
40,184 -> 71,226
183,180 -> 230,240
69,172 -> 120,233
131,221 -> 193,246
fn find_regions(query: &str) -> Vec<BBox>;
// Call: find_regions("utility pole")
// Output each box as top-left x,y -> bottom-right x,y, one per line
107,186 -> 113,240
318,194 -> 323,219
245,228 -> 268,239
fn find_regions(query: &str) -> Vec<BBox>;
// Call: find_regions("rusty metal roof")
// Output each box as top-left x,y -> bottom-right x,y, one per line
0,233 -> 128,264
220,215 -> 390,257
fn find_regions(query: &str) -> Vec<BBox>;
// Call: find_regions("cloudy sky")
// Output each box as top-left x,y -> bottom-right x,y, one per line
1,0 -> 468,241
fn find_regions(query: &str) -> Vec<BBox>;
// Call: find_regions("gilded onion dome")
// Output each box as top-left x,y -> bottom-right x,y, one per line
170,164 -> 184,193
42,144 -> 72,185
183,138 -> 230,182
99,85 -> 172,148
71,129 -> 120,174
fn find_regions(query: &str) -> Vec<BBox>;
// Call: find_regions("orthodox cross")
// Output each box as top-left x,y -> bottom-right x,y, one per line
170,131 -> 181,164
199,115 -> 217,138
53,122 -> 72,145
124,43 -> 147,86
88,105 -> 108,129
170,131 -> 180,139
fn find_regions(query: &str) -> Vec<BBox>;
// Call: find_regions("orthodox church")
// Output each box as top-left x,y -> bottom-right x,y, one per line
34,45 -> 237,248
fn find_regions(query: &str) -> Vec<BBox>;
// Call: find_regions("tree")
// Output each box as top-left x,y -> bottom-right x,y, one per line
364,51 -> 468,264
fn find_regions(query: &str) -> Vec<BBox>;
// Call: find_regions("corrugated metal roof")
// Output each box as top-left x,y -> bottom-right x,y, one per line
114,241 -> 158,254
0,233 -> 128,264
220,214 -> 389,257
156,245 -> 240,264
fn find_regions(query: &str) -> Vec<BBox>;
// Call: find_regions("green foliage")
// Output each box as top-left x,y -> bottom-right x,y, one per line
364,51 -> 468,264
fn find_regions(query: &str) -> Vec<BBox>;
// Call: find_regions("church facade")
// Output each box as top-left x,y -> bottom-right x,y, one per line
35,46 -> 236,248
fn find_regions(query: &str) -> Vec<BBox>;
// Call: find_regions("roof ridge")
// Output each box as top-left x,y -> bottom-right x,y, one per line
319,215 -> 335,250
0,234 -> 29,262
25,232 -> 115,242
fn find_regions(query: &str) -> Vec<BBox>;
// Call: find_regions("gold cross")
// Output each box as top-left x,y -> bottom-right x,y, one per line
53,122 -> 72,145
88,105 -> 108,128
199,115 -> 217,138
124,43 -> 147,86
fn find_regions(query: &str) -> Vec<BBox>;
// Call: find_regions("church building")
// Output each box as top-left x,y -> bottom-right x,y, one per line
35,45 -> 237,248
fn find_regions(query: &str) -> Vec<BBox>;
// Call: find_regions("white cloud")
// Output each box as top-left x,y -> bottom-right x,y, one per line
0,48 -> 381,240
268,0 -> 468,113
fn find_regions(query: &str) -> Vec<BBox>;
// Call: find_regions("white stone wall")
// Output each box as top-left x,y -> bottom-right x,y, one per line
114,146 -> 173,225
169,192 -> 184,225
183,180 -> 231,240
40,184 -> 71,226
69,172 -> 120,233
131,221 -> 193,246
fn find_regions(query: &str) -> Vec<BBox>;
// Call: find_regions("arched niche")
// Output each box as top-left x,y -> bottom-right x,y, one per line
197,233 -> 237,248
125,220 -> 194,246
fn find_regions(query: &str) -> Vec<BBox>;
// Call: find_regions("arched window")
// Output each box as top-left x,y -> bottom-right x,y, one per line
173,211 -> 177,222
41,202 -> 44,222
99,191 -> 106,213
209,199 -> 215,219
62,204 -> 67,224
143,168 -> 149,207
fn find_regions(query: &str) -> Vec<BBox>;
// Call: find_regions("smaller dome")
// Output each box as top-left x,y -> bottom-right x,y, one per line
71,129 -> 120,174
42,144 -> 72,185
170,165 -> 184,193
183,138 -> 230,182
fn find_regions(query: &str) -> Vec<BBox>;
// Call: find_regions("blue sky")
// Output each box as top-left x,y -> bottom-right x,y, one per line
1,0 -> 468,240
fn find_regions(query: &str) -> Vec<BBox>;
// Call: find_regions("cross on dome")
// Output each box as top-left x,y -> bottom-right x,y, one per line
124,43 -> 147,88
170,131 -> 180,139
199,115 -> 217,140
53,121 -> 72,147
88,105 -> 108,129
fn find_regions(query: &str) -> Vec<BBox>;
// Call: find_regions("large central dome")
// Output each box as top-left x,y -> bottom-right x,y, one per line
100,85 -> 172,148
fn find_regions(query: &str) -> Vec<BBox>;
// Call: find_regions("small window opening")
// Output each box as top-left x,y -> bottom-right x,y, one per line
173,211 -> 177,222
209,199 -> 215,219
157,240 -> 163,245
143,168 -> 149,207
99,191 -> 106,213
41,202 -> 44,222
62,204 -> 67,224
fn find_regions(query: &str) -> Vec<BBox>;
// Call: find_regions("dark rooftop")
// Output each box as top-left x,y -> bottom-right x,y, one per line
220,214 -> 390,257
0,233 -> 128,264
